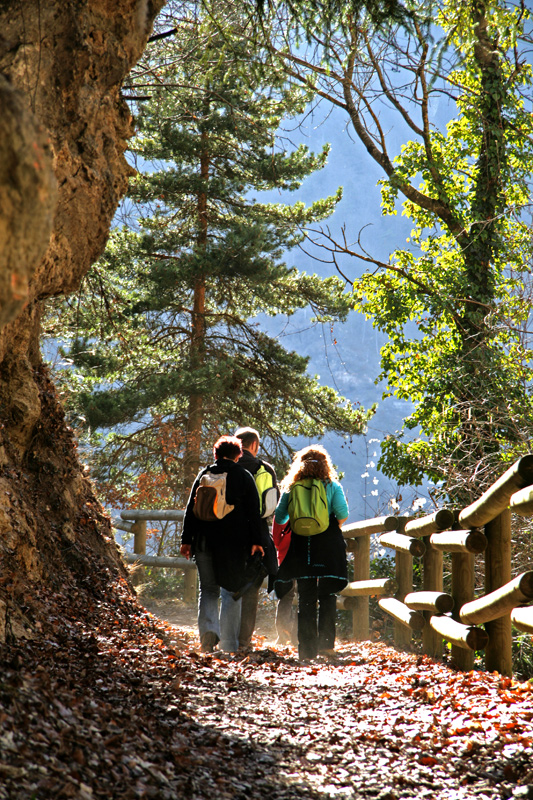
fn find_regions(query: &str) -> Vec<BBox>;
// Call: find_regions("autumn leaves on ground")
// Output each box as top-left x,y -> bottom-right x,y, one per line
1,582 -> 532,800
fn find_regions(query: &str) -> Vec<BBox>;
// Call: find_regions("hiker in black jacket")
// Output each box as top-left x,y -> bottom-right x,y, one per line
235,427 -> 279,651
181,436 -> 263,653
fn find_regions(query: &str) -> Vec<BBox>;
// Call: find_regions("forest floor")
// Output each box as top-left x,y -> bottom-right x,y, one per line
1,586 -> 533,800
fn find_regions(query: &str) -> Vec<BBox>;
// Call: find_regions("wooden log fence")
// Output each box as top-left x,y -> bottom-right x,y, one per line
114,509 -> 197,602
111,454 -> 533,675
339,454 -> 533,676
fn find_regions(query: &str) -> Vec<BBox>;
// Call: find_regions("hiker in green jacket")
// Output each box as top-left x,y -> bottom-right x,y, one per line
274,445 -> 349,661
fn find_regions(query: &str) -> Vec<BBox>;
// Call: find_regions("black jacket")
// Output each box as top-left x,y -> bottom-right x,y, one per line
237,450 -> 278,492
237,450 -> 279,578
182,458 -> 262,592
274,515 -> 348,599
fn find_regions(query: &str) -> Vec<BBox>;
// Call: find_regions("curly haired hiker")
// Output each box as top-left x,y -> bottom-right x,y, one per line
274,445 -> 348,661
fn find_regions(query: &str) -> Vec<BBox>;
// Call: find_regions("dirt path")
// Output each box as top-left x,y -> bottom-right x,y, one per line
139,599 -> 533,800
2,592 -> 532,800
141,596 -> 279,644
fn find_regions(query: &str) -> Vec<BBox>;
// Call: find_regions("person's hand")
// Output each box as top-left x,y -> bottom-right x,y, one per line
180,544 -> 192,559
251,544 -> 264,557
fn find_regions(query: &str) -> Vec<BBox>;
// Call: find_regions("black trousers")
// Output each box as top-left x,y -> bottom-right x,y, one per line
296,577 -> 337,660
276,579 -> 296,644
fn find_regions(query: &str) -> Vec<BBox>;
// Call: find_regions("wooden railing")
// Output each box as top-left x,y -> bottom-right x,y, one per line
114,509 -> 197,602
113,455 -> 533,675
341,455 -> 533,677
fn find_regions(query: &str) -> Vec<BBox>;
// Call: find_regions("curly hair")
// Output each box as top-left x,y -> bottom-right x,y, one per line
213,435 -> 242,461
280,444 -> 338,492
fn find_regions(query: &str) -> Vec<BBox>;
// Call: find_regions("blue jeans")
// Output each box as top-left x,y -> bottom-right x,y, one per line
195,546 -> 242,652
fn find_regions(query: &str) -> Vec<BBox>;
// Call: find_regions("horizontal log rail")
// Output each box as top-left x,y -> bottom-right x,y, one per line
429,529 -> 487,554
404,509 -> 455,538
124,554 -> 193,569
509,485 -> 533,517
510,606 -> 533,634
404,591 -> 454,614
429,615 -> 489,651
379,532 -> 425,558
112,519 -> 134,534
341,578 -> 397,597
378,598 -> 425,631
336,596 -> 359,611
460,572 -> 533,626
342,515 -> 398,539
121,509 -> 185,521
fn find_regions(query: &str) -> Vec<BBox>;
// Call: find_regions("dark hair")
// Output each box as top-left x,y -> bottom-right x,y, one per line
213,435 -> 243,462
235,426 -> 260,450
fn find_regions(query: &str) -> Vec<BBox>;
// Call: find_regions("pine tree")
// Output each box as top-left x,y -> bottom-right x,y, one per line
45,3 -> 372,507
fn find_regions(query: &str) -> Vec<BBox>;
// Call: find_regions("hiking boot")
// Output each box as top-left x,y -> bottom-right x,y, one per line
318,648 -> 337,658
200,631 -> 219,653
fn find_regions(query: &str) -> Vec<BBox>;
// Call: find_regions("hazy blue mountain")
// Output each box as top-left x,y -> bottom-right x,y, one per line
257,111 -> 428,523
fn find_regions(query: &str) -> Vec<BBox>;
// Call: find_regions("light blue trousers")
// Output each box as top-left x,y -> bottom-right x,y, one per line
195,547 -> 242,652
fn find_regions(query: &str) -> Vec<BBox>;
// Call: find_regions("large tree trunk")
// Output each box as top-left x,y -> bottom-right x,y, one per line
0,0 -> 164,642
182,133 -> 210,496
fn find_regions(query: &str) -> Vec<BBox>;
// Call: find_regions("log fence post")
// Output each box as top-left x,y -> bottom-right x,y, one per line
450,552 -> 475,671
131,519 -> 147,585
184,565 -> 197,604
350,534 -> 370,641
391,518 -> 416,649
132,519 -> 147,556
421,539 -> 444,658
483,510 -> 513,676
511,606 -> 533,633
394,550 -> 413,648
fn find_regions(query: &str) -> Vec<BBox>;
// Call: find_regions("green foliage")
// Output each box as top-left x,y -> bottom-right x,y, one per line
44,0 -> 372,508
345,0 -> 533,502
261,0 -> 533,504
265,0 -> 417,45
135,568 -> 187,599
512,628 -> 533,682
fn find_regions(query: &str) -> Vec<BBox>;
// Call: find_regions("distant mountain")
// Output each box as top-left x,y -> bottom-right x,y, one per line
257,112 -> 427,523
